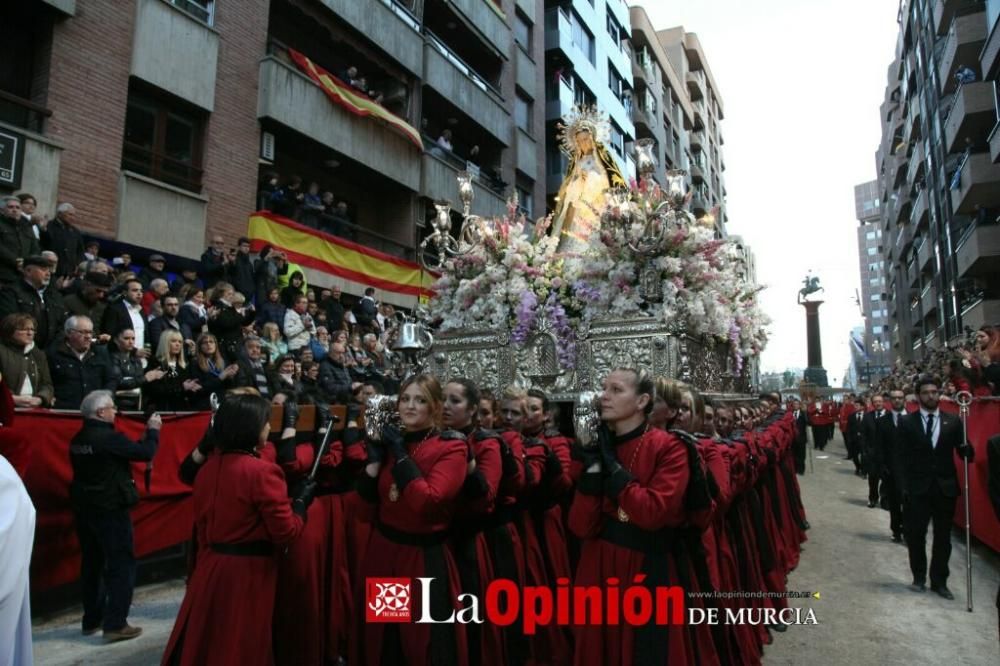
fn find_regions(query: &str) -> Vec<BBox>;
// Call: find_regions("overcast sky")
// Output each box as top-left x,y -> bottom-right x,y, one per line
636,0 -> 901,384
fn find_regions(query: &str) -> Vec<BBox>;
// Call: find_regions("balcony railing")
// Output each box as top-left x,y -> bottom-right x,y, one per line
425,31 -> 501,98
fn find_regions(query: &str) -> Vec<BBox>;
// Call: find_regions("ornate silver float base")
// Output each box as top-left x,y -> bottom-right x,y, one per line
426,317 -> 752,401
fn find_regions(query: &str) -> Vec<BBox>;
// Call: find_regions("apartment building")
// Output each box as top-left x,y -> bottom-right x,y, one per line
854,180 -> 891,384
543,0 -> 635,199
0,0 -> 546,304
874,0 -> 1000,362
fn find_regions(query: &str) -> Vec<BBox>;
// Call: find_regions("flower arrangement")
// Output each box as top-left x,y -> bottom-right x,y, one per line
426,184 -> 770,372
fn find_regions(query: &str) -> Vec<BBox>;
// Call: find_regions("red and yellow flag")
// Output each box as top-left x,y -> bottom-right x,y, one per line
247,212 -> 435,305
287,48 -> 423,151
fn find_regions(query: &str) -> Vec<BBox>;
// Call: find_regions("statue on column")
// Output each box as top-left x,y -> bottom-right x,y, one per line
550,106 -> 627,254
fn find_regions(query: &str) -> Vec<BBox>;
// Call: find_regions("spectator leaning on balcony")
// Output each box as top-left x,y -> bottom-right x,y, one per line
137,254 -> 168,289
0,313 -> 55,408
0,255 -> 68,349
0,196 -> 41,286
48,316 -> 118,410
69,390 -> 160,642
283,294 -> 315,354
41,202 -> 84,279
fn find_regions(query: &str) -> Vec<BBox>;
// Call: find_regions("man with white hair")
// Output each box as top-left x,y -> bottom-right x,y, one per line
69,390 -> 160,642
48,316 -> 117,409
0,196 -> 41,285
41,202 -> 85,279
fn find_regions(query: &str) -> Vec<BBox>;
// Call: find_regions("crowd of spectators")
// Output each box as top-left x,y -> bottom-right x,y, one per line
869,325 -> 1000,398
0,194 -> 404,416
257,173 -> 355,238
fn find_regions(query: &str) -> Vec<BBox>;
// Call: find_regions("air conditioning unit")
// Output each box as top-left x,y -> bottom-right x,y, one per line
261,131 -> 275,162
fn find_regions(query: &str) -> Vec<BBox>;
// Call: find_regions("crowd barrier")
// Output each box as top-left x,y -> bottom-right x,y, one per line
4,401 -> 999,593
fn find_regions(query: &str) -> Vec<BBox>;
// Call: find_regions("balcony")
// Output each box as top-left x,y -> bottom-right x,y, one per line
961,297 -> 1000,329
692,100 -> 705,130
632,101 -> 655,133
910,189 -> 929,229
894,192 -> 912,225
992,121 -> 1000,163
921,286 -> 939,317
689,130 -> 703,150
445,0 -> 511,57
892,151 -> 909,189
0,120 -> 63,214
943,81 -> 996,153
955,224 -> 1000,277
421,152 -> 506,218
117,171 -> 207,259
906,141 -> 925,184
131,0 -> 219,110
317,0 -> 423,75
950,152 -> 1000,214
938,10 -> 986,95
686,70 -> 705,101
690,164 -> 704,183
896,223 -> 914,253
934,0 -> 979,36
423,38 -> 509,145
907,260 -> 920,289
918,236 -> 936,271
258,57 -> 420,191
982,3 -> 1000,77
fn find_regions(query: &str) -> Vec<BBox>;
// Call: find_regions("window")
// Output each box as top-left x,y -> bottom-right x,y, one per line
515,93 -> 532,133
608,61 -> 623,100
609,122 -> 625,158
573,77 -> 595,107
169,0 -> 214,25
606,13 -> 621,48
514,10 -> 532,50
516,185 -> 534,217
867,247 -> 878,256
866,231 -> 877,240
570,10 -> 595,65
122,87 -> 205,192
871,294 -> 881,301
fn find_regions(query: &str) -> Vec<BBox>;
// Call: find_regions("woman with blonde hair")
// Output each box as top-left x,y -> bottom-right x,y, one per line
259,322 -> 288,364
351,373 -> 470,665
189,333 -> 238,410
143,330 -> 201,411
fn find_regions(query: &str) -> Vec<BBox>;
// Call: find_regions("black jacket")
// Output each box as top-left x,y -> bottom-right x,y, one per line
0,216 -> 41,283
178,302 -> 206,342
148,316 -> 182,349
47,343 -> 118,410
846,410 -> 865,450
69,419 -> 158,511
101,300 -> 147,346
323,297 -> 345,332
319,356 -> 353,403
199,248 -> 228,288
207,302 -> 256,362
230,253 -> 255,300
895,410 -> 964,497
0,279 -> 68,349
142,358 -> 194,412
232,357 -> 276,399
41,217 -> 84,278
137,266 -> 168,289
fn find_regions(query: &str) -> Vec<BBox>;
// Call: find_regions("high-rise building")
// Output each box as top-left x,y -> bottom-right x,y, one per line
621,7 -> 730,235
0,0 -> 546,307
543,0 -> 636,200
874,0 -> 1000,362
854,179 -> 891,384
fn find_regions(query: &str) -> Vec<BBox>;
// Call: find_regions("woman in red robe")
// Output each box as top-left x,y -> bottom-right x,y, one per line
351,374 -> 469,666
162,393 -> 316,666
443,378 -> 506,666
569,368 -> 694,666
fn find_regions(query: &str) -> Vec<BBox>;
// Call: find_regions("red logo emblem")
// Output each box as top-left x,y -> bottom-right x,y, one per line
366,578 -> 412,622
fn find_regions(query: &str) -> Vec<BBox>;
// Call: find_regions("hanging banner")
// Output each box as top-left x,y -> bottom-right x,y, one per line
287,48 -> 423,151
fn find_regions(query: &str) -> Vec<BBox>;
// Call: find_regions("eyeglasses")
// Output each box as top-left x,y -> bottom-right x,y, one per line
16,327 -> 36,332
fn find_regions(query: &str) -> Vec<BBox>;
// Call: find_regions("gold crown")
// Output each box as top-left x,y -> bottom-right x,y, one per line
557,105 -> 611,156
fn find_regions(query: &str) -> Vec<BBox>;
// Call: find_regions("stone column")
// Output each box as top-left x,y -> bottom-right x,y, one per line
801,300 -> 828,387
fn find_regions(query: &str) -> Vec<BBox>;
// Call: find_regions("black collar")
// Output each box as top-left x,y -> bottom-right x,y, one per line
403,428 -> 434,444
613,422 -> 647,446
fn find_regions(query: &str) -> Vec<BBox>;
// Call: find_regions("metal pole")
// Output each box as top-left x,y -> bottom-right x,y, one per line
956,390 -> 973,613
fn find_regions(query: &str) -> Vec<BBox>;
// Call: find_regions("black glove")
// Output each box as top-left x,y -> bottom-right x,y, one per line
276,435 -> 297,465
366,438 -> 385,465
604,465 -> 634,498
500,442 -> 519,477
572,441 -> 602,471
383,424 -> 406,461
957,444 -> 975,462
543,445 -> 563,479
314,401 -> 333,431
196,430 -> 215,457
597,424 -> 616,468
282,399 -> 300,431
291,478 -> 317,518
347,402 -> 361,423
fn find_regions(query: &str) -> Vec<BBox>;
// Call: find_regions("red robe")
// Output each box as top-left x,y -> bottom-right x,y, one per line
351,430 -> 469,666
162,451 -> 305,666
569,426 -> 694,666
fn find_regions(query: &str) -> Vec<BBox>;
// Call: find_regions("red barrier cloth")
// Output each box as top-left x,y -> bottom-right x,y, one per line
939,400 -> 1000,552
8,410 -> 209,592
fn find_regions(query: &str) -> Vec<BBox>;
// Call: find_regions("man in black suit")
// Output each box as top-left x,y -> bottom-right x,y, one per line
846,398 -> 866,477
790,398 -> 809,474
896,376 -> 974,599
862,394 -> 886,508
880,389 -> 907,542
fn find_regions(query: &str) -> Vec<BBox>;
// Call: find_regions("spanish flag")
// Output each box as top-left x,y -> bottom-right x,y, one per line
247,212 -> 436,307
287,48 -> 423,151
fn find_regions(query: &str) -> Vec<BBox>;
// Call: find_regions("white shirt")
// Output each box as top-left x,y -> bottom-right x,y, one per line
125,301 -> 145,345
919,408 -> 941,448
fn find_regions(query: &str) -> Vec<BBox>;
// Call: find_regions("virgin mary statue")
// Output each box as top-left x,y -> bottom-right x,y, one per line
550,106 -> 627,254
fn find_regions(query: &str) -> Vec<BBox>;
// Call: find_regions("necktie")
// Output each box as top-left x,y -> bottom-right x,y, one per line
893,412 -> 898,427
925,414 -> 934,443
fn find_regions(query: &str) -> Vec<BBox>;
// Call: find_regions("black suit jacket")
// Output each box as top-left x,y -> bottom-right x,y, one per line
846,411 -> 866,451
896,410 -> 963,498
792,410 -> 808,444
100,300 -> 147,346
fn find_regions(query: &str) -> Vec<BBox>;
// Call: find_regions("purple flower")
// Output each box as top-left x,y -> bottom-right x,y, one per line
511,291 -> 539,344
545,293 -> 577,370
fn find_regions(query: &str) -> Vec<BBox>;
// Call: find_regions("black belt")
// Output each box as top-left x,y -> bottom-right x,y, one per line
599,519 -> 676,553
209,540 -> 274,557
377,522 -> 449,547
314,483 -> 355,497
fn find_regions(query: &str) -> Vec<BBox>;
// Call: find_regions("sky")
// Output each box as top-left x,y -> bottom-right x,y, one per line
637,0 -> 902,385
